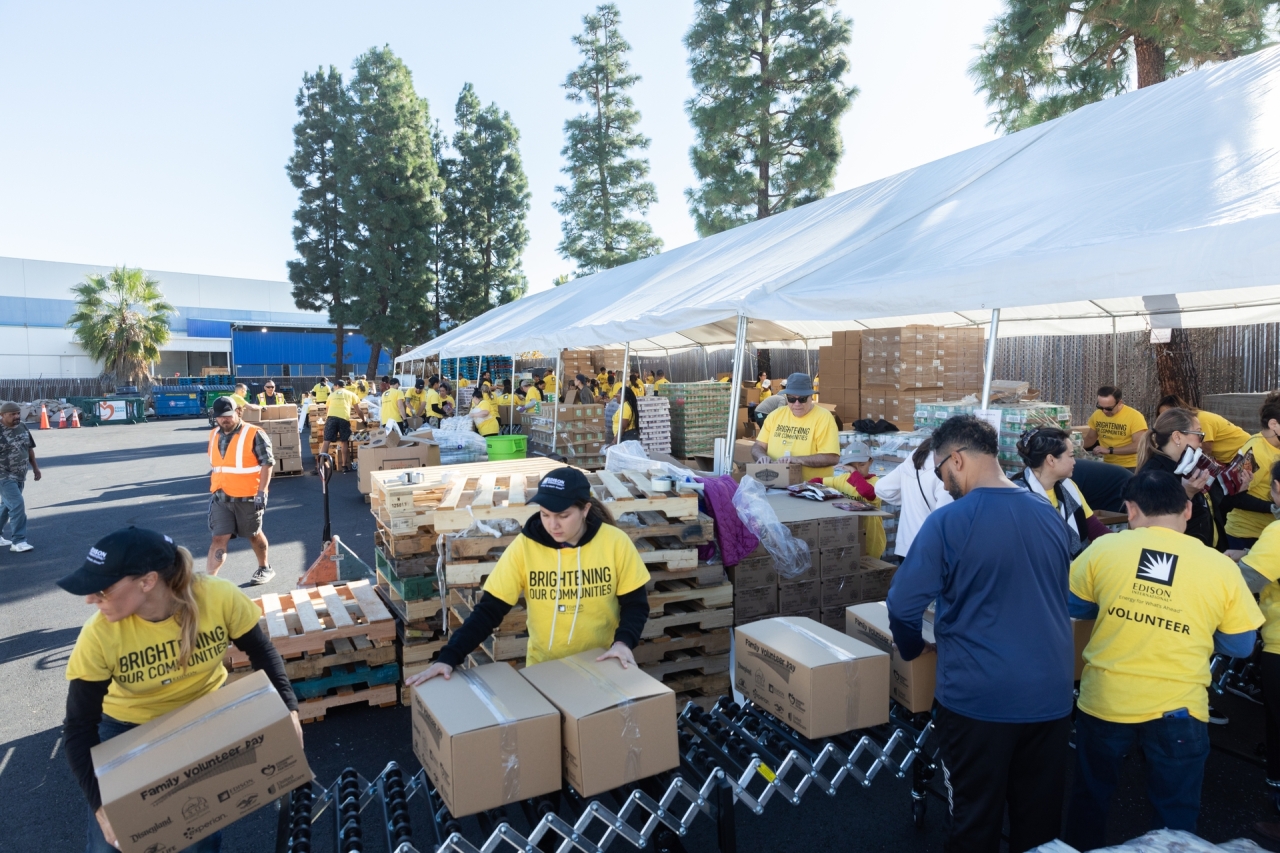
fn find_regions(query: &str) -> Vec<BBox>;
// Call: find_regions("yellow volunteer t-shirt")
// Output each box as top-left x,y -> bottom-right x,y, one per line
1087,405 -> 1148,468
1045,481 -> 1094,518
483,523 -> 651,665
1242,522 -> 1280,654
543,375 -> 557,395
423,388 -> 442,418
758,405 -> 840,480
404,388 -> 426,417
821,474 -> 886,559
1226,433 -> 1280,540
65,576 -> 261,725
311,383 -> 330,403
440,394 -> 455,415
1198,410 -> 1251,464
458,378 -> 470,388
612,401 -> 635,435
326,388 -> 355,421
525,388 -> 542,403
474,399 -> 500,436
229,394 -> 248,409
1070,526 -> 1262,723
654,378 -> 669,389
381,388 -> 405,424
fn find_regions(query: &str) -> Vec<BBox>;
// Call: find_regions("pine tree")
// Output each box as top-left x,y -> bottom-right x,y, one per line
337,46 -> 444,378
286,66 -> 351,376
684,0 -> 857,237
554,3 -> 663,275
972,0 -> 1277,133
441,83 -> 530,324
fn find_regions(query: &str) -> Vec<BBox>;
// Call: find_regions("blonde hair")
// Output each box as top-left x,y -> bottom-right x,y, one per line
156,547 -> 201,669
1138,408 -> 1198,470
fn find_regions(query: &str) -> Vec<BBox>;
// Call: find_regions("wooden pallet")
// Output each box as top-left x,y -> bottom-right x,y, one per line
449,589 -> 527,634
646,562 -> 727,588
664,671 -> 731,695
482,632 -> 528,662
375,524 -> 439,558
641,652 -> 730,679
632,626 -> 731,665
375,570 -> 443,622
649,579 -> 733,616
226,581 -> 395,667
370,458 -> 566,533
227,634 -> 397,681
642,599 -> 734,640
635,537 -> 698,570
298,682 -> 399,723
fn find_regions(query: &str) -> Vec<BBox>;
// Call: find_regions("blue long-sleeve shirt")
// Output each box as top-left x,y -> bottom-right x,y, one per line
887,486 -> 1075,723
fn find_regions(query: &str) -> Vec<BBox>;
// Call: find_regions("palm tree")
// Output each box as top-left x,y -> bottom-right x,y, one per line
67,266 -> 174,385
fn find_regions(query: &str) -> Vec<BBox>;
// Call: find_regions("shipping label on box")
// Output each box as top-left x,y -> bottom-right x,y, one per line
845,602 -> 937,713
820,546 -> 861,578
779,580 -> 820,612
412,664 -> 562,817
734,617 -> 889,738
92,672 -> 312,853
727,557 -> 777,589
744,462 -> 804,489
520,650 -> 678,798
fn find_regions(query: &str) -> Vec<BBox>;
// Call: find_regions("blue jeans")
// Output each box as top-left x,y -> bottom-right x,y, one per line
1066,710 -> 1210,851
1227,534 -> 1259,551
0,478 -> 26,543
86,716 -> 222,853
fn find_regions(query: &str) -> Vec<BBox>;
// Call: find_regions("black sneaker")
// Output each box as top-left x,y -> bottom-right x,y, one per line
1208,703 -> 1229,725
250,566 -> 275,585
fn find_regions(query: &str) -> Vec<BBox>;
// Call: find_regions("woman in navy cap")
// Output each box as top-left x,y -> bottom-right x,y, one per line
59,527 -> 300,852
407,467 -> 650,682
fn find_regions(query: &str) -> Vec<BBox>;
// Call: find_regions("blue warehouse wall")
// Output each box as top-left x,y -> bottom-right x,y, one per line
232,329 -> 391,377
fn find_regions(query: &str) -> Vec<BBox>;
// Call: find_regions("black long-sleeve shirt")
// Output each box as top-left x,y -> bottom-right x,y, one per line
65,624 -> 296,811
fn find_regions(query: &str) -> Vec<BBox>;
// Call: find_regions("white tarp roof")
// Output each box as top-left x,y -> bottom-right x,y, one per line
400,44 -> 1280,364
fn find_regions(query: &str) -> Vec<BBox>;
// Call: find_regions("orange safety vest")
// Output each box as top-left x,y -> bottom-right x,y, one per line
208,423 -> 263,497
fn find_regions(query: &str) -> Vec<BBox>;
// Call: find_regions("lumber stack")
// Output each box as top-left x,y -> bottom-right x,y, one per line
224,580 -> 399,722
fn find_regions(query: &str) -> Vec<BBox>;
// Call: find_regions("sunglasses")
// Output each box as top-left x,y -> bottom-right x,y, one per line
1096,403 -> 1117,413
1177,430 -> 1206,439
934,448 -> 969,481
786,395 -> 810,404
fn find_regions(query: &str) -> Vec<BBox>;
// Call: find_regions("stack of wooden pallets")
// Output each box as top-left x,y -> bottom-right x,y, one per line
224,580 -> 398,722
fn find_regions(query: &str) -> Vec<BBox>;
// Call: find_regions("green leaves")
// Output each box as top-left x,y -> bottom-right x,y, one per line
554,3 -> 663,276
66,266 -> 173,383
684,0 -> 857,237
972,0 -> 1279,134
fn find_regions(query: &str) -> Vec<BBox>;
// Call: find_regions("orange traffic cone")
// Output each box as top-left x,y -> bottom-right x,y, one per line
39,404 -> 50,430
71,409 -> 81,428
57,409 -> 66,429
298,536 -> 341,587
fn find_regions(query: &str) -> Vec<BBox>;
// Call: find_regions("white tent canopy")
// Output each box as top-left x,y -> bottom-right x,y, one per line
400,43 -> 1280,366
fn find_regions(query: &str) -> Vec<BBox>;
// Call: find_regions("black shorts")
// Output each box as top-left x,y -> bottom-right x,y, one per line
323,416 -> 351,442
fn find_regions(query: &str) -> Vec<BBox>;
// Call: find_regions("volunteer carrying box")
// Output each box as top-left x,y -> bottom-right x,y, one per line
91,671 -> 311,853
411,663 -> 561,817
845,602 -> 937,714
520,649 -> 679,798
734,616 -> 890,739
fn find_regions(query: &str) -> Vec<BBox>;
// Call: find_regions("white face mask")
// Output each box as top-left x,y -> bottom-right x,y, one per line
1173,445 -> 1203,476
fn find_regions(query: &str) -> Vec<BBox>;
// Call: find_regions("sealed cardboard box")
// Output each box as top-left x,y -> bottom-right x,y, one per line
1073,618 -> 1095,680
733,438 -> 758,466
820,573 -> 861,608
783,520 -> 819,551
412,663 -> 562,817
92,672 -> 311,853
734,584 -> 779,623
521,650 -> 679,797
358,442 -> 441,494
743,462 -> 804,489
241,405 -> 263,423
727,556 -> 777,589
818,516 -> 860,551
779,580 -> 820,612
777,554 -> 819,585
820,607 -> 845,631
266,404 -> 299,421
859,557 -> 897,602
846,602 -> 937,713
820,546 -> 861,578
734,617 -> 890,738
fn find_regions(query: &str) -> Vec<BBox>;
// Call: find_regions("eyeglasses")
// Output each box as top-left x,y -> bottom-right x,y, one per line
934,448 -> 969,481
786,395 -> 810,404
1178,430 -> 1205,439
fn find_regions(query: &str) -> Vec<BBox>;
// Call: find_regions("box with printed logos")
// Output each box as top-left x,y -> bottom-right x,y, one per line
846,602 -> 937,713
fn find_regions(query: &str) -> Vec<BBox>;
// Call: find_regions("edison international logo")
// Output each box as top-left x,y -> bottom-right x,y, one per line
1136,549 -> 1178,586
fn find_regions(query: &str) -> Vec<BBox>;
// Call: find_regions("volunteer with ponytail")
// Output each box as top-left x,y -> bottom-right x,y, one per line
471,386 -> 501,437
1225,392 -> 1280,549
61,527 -> 300,852
614,385 -> 640,442
1137,408 -> 1220,549
406,468 -> 650,682
1012,426 -> 1113,557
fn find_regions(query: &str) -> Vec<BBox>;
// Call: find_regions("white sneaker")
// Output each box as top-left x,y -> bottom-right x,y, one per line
10,542 -> 34,553
0,536 -> 10,547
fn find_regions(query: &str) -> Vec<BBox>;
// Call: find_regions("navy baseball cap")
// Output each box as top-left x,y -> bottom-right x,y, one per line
57,527 -> 178,595
530,468 -> 593,512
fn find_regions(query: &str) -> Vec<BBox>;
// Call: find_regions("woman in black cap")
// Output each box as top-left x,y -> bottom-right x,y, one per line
406,468 -> 650,683
59,527 -> 300,852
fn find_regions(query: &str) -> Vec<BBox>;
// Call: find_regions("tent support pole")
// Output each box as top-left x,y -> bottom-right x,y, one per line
980,309 -> 1001,408
1112,315 -> 1118,385
804,342 -> 811,375
616,342 -> 631,445
551,352 -> 562,456
724,314 -> 748,472
509,353 -> 517,428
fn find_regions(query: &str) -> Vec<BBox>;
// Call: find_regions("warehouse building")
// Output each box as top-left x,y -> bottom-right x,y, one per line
0,256 -> 390,380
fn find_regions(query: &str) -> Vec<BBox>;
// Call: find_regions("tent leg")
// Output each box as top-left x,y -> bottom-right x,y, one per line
551,352 -> 562,456
509,353 -> 517,428
1112,316 -> 1118,385
804,344 -> 811,376
724,315 -> 748,472
980,309 -> 1001,408
616,342 -> 631,445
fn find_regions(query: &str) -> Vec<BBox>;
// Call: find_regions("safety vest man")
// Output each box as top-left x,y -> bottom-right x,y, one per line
311,378 -> 331,404
206,396 -> 275,585
256,380 -> 283,406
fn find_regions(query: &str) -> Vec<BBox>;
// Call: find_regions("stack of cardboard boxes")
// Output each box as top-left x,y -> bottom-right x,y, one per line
245,403 -> 302,474
861,325 -> 986,428
816,329 -> 862,425
526,403 -> 609,469
559,349 -> 597,386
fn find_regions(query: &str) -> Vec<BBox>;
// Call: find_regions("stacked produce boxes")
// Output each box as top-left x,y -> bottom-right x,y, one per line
526,403 -> 609,469
246,403 -> 303,475
656,382 -> 733,458
915,400 -> 1072,469
816,329 -> 862,424
861,326 -> 986,427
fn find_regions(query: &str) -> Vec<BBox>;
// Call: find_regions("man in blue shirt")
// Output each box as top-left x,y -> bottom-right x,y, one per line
888,414 -> 1074,853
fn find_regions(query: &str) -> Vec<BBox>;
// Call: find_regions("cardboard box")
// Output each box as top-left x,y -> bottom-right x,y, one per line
358,441 -> 441,494
1073,618 -> 1095,680
727,557 -> 777,589
733,617 -> 890,738
734,438 -> 758,466
846,602 -> 937,713
734,584 -> 779,623
819,546 -> 861,578
241,405 -> 263,423
858,557 -> 898,601
411,663 -> 562,817
779,580 -> 820,612
783,520 -> 819,551
776,554 -> 820,585
820,573 -> 861,608
92,672 -> 311,853
820,607 -> 845,631
818,516 -> 860,551
266,404 -> 299,421
520,650 -> 679,797
743,462 -> 804,489
275,456 -> 303,475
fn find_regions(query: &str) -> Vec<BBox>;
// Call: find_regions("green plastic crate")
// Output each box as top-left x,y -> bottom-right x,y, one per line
485,434 -> 527,460
375,548 -> 439,600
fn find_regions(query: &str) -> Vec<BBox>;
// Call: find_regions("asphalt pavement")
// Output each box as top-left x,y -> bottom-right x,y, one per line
0,419 -> 1277,852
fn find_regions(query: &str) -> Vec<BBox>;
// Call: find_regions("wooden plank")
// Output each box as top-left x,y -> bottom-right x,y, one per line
318,585 -> 355,628
601,494 -> 699,521
614,512 -> 715,545
297,682 -> 398,723
641,602 -> 735,639
449,534 -> 517,559
637,547 -> 699,570
346,578 -> 394,623
482,632 -> 529,661
649,581 -> 734,615
293,661 -> 400,700
277,643 -> 397,681
598,470 -> 635,502
508,473 -> 527,506
624,470 -> 660,498
260,593 -> 289,640
646,563 -> 727,588
291,594 -> 326,636
632,627 -> 731,665
472,473 -> 498,509
440,474 -> 470,512
641,652 -> 730,679
443,561 -> 500,586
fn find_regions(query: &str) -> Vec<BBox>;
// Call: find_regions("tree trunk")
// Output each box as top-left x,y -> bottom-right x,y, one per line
334,323 -> 346,378
366,342 -> 382,380
1133,36 -> 1166,89
1155,328 -> 1200,408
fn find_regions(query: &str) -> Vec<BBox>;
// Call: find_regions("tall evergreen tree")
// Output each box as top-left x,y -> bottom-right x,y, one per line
286,66 -> 351,376
684,0 -> 857,237
337,46 -> 444,377
971,0 -> 1277,133
442,83 -> 530,323
554,3 -> 662,276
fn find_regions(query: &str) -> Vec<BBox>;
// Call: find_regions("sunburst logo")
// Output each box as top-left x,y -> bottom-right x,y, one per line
1136,549 -> 1178,586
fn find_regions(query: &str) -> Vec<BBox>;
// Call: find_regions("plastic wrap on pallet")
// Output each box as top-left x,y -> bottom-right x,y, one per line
457,668 -> 522,802
560,655 -> 643,785
732,476 -> 812,579
604,440 -> 699,483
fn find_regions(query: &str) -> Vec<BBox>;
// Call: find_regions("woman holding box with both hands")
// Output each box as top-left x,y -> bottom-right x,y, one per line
60,527 -> 300,852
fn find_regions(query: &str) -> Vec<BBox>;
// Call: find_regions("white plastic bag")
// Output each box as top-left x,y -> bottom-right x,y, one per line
605,440 -> 699,483
732,475 -> 811,579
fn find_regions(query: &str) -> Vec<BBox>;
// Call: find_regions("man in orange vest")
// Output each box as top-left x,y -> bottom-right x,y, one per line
206,396 -> 275,584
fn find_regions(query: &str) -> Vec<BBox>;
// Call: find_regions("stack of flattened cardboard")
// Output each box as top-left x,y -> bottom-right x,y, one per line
816,329 -> 861,425
636,395 -> 672,455
246,403 -> 303,475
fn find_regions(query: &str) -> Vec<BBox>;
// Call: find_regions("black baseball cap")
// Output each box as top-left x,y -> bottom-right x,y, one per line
530,468 -> 592,512
211,396 -> 236,416
57,527 -> 177,595
415,378 -> 425,389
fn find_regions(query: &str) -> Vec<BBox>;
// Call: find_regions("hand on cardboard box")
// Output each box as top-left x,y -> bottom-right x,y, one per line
405,662 -> 453,686
596,641 -> 635,669
291,709 -> 303,747
94,808 -> 120,849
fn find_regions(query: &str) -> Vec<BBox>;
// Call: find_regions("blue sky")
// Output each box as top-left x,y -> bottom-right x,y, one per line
0,0 -> 1005,295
